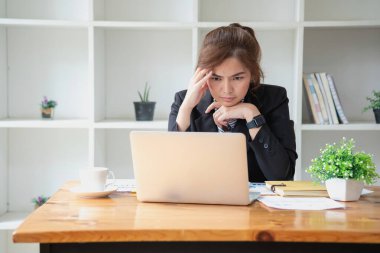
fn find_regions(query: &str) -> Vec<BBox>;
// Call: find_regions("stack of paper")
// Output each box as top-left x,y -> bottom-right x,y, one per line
257,196 -> 344,210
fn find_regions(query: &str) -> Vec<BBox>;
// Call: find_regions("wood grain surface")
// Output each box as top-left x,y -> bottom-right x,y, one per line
13,181 -> 380,244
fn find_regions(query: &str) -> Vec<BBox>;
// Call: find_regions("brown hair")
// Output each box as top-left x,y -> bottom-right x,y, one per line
197,23 -> 264,91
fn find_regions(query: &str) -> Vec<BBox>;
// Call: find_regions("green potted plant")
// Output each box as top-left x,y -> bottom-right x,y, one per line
32,195 -> 49,209
306,137 -> 379,201
40,96 -> 57,119
363,90 -> 380,123
133,82 -> 156,121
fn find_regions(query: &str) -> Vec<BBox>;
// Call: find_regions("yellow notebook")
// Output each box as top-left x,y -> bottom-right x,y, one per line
265,181 -> 328,197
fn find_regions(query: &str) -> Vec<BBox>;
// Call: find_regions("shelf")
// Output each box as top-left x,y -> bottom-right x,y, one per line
0,119 -> 169,129
197,22 -> 298,30
1,0 -> 90,21
304,0 -> 380,22
0,18 -> 88,28
303,20 -> 380,28
302,123 -> 380,131
0,212 -> 29,230
93,0 -> 194,22
93,21 -> 194,29
199,0 -> 297,22
0,119 -> 90,128
94,120 -> 167,129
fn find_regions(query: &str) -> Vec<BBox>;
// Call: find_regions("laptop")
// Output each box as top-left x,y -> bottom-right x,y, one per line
130,131 -> 259,206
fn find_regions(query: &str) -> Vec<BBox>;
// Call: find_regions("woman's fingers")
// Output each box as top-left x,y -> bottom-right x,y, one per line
183,69 -> 212,109
193,69 -> 210,86
196,70 -> 212,87
210,106 -> 228,127
205,101 -> 221,113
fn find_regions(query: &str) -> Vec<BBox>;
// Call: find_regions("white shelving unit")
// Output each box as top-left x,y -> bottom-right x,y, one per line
1,0 -> 380,252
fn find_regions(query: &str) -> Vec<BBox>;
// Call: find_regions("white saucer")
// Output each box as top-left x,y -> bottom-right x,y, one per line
70,185 -> 118,198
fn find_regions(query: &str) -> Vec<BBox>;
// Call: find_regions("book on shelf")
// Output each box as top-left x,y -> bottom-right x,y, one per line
320,73 -> 339,124
265,181 -> 328,197
315,73 -> 333,124
303,72 -> 348,124
326,73 -> 349,124
311,73 -> 329,124
303,74 -> 323,124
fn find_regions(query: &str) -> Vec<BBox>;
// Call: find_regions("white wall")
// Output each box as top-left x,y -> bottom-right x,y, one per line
6,0 -> 89,20
94,129 -> 107,167
0,27 -> 7,119
104,29 -> 193,120
305,0 -> 380,21
95,0 -> 193,22
0,0 -> 5,17
199,0 -> 296,22
0,231 -> 38,253
105,129 -> 134,178
0,231 -> 6,253
8,129 -> 88,211
0,129 -> 7,215
7,27 -> 89,119
94,29 -> 106,121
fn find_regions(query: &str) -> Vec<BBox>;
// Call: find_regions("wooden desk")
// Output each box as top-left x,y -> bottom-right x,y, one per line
13,181 -> 380,253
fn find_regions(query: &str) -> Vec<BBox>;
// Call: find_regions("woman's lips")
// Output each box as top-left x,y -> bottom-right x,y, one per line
220,97 -> 235,102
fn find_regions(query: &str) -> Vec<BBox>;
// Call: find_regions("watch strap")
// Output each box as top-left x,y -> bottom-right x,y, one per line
246,114 -> 266,129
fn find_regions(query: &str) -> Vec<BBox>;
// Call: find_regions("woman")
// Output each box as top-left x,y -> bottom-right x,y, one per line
169,23 -> 297,182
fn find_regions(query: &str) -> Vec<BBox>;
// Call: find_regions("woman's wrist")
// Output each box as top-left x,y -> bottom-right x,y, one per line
243,104 -> 260,122
176,104 -> 193,131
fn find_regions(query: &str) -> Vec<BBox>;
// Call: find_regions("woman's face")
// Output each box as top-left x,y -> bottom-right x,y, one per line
207,57 -> 251,107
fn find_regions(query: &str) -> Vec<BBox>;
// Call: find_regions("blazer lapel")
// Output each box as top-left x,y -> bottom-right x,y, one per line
194,91 -> 218,132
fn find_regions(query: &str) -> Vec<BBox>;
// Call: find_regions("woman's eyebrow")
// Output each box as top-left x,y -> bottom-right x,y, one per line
212,72 -> 246,78
231,71 -> 246,77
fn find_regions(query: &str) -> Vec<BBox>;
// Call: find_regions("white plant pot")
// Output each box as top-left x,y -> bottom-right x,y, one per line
325,178 -> 364,201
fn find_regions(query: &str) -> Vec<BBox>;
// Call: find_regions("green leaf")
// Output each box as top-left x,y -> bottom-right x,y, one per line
138,91 -> 144,102
364,90 -> 380,111
306,137 -> 380,185
138,82 -> 151,102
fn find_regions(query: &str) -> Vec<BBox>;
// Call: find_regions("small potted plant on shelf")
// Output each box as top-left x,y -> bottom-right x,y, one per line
363,90 -> 380,124
32,195 -> 49,209
306,137 -> 379,201
40,96 -> 57,119
133,82 -> 156,121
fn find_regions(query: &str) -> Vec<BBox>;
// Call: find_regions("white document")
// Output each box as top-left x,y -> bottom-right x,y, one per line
258,196 -> 344,210
249,183 -> 276,195
362,188 -> 373,195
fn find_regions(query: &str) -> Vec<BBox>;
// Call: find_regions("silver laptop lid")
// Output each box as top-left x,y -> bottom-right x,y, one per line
130,131 -> 251,205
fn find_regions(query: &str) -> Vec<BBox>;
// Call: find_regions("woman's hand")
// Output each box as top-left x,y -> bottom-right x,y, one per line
176,68 -> 212,131
181,68 -> 213,110
205,102 -> 260,128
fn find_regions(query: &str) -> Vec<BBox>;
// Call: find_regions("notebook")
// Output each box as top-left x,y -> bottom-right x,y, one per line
265,181 -> 328,197
130,131 -> 259,205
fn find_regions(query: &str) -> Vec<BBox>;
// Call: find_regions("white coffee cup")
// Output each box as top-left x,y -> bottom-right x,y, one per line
79,167 -> 115,192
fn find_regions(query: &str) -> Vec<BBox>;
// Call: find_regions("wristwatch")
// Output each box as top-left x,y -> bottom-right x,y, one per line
246,114 -> 266,129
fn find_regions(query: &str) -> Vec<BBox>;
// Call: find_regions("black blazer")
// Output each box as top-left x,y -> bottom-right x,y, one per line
168,84 -> 298,182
